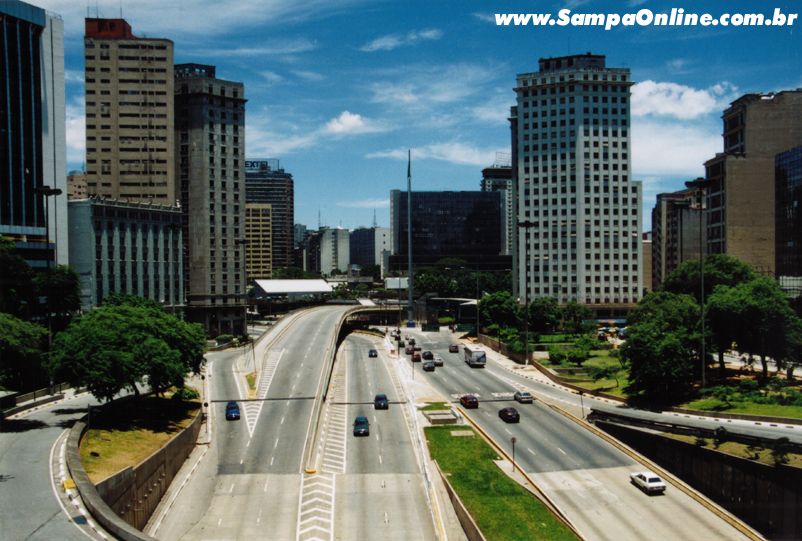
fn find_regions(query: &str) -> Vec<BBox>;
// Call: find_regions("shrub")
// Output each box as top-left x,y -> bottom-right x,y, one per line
548,346 -> 567,365
738,379 -> 759,392
438,316 -> 455,325
215,334 -> 234,345
172,386 -> 200,401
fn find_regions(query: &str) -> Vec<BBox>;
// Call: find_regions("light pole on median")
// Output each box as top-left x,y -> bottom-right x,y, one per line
511,436 -> 517,473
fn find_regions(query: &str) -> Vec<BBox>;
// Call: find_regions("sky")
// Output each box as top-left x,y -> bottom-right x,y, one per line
30,0 -> 802,231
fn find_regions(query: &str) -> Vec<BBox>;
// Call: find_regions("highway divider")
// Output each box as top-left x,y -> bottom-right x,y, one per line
455,406 -> 585,540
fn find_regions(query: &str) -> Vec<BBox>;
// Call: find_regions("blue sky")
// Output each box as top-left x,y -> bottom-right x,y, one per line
33,0 -> 802,230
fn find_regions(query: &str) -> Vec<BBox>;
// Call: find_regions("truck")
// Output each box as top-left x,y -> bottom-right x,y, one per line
463,345 -> 487,367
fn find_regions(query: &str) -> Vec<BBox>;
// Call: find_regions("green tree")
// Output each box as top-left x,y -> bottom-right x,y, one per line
662,254 -> 756,302
528,297 -> 561,334
706,284 -> 744,377
622,292 -> 700,402
478,290 -> 520,329
0,313 -> 48,391
589,365 -> 621,388
561,301 -> 593,334
0,237 -> 34,317
50,303 -> 205,402
32,265 -> 81,332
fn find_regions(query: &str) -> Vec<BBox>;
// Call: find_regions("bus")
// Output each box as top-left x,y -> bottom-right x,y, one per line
463,345 -> 487,368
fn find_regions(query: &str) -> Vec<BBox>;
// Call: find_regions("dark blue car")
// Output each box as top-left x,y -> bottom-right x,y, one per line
353,415 -> 370,436
225,401 -> 240,421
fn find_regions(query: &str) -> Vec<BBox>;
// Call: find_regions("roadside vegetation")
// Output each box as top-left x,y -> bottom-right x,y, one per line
418,401 -> 450,411
425,425 -> 578,541
663,432 -> 802,468
80,393 -> 200,483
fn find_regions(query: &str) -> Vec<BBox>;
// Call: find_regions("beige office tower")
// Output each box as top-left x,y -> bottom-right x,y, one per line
83,18 -> 175,203
246,203 -> 273,279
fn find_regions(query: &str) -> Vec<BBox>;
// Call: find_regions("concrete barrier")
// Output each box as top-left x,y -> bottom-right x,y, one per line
66,405 -> 202,540
433,460 -> 486,541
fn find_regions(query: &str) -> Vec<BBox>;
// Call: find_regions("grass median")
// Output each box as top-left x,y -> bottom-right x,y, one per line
80,395 -> 200,483
425,425 -> 577,541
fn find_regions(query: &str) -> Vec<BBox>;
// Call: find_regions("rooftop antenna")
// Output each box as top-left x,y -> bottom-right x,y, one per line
318,208 -> 321,230
372,208 -> 377,228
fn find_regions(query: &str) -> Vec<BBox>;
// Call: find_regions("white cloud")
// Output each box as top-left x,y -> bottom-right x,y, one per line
631,119 -> 719,177
360,28 -> 443,52
259,70 -> 284,84
370,63 -> 499,111
291,70 -> 325,82
324,111 -> 386,135
471,94 -> 513,125
666,58 -> 690,73
472,12 -> 496,23
631,80 -> 738,120
367,142 -> 503,167
193,39 -> 317,57
336,198 -> 390,209
64,69 -> 83,84
65,96 -> 85,167
32,0 -> 367,40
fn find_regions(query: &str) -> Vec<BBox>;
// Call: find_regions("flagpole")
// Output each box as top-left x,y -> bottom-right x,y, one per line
407,149 -> 414,327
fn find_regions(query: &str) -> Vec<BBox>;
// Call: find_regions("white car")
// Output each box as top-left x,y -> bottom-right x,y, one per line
629,471 -> 666,494
433,354 -> 444,366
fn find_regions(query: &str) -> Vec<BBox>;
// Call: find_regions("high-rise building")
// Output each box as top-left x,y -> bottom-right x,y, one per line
67,171 -> 88,200
1,1 -> 67,267
776,145 -> 802,296
389,190 -> 509,271
349,226 -> 392,269
245,159 -> 294,269
704,91 -> 802,276
246,203 -> 272,280
83,18 -> 175,204
175,63 -> 246,336
481,162 -> 513,255
511,53 -> 642,314
641,232 -> 653,296
319,228 -> 349,276
68,198 -> 183,311
651,188 -> 701,290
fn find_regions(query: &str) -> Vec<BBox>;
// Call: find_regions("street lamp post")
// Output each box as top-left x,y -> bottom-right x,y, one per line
511,436 -> 517,473
518,220 -> 538,366
686,178 -> 708,388
33,186 -> 63,359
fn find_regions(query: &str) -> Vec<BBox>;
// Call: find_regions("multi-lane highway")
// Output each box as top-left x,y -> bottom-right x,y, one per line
152,306 -> 352,540
331,333 -> 436,541
393,327 -> 752,541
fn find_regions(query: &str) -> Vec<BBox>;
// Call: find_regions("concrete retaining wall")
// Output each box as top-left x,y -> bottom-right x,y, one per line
596,420 -> 802,540
66,406 -> 203,540
433,461 -> 486,541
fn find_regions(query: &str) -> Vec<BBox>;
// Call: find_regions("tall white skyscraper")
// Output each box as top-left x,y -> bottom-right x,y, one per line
512,53 -> 642,314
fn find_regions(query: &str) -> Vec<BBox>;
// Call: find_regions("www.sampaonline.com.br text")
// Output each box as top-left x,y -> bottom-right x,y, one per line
495,8 -> 798,30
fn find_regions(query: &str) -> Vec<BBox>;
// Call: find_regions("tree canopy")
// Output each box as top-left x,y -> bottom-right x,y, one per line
478,290 -> 520,330
662,254 -> 756,302
622,291 -> 701,402
50,301 -> 206,401
0,313 -> 48,391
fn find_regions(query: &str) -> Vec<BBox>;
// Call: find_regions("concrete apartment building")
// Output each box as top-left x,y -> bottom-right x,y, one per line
350,226 -> 392,271
68,198 -> 183,311
704,91 -> 802,276
67,171 -> 88,200
511,53 -> 642,315
651,188 -> 701,290
84,18 -> 175,204
641,232 -> 653,296
245,203 -> 273,280
1,1 -> 67,267
175,63 -> 246,336
245,159 -> 294,270
319,228 -> 350,276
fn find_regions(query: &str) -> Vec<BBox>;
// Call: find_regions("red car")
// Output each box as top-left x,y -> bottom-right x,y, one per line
459,394 -> 479,408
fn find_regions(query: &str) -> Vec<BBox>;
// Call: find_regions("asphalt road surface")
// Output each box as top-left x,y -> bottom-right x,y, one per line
153,306 -> 352,541
398,328 -> 752,541
334,334 -> 436,541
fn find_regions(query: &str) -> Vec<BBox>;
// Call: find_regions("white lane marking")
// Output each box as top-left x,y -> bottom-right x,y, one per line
240,459 -> 244,465
264,479 -> 269,492
246,438 -> 251,448
229,483 -> 235,493
281,416 -> 285,425
270,456 -> 275,466
527,447 -> 536,455
274,438 -> 279,449
375,434 -> 380,441
504,428 -> 512,435
557,447 -> 567,455
217,518 -> 222,526
49,430 -> 98,541
379,454 -> 383,465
